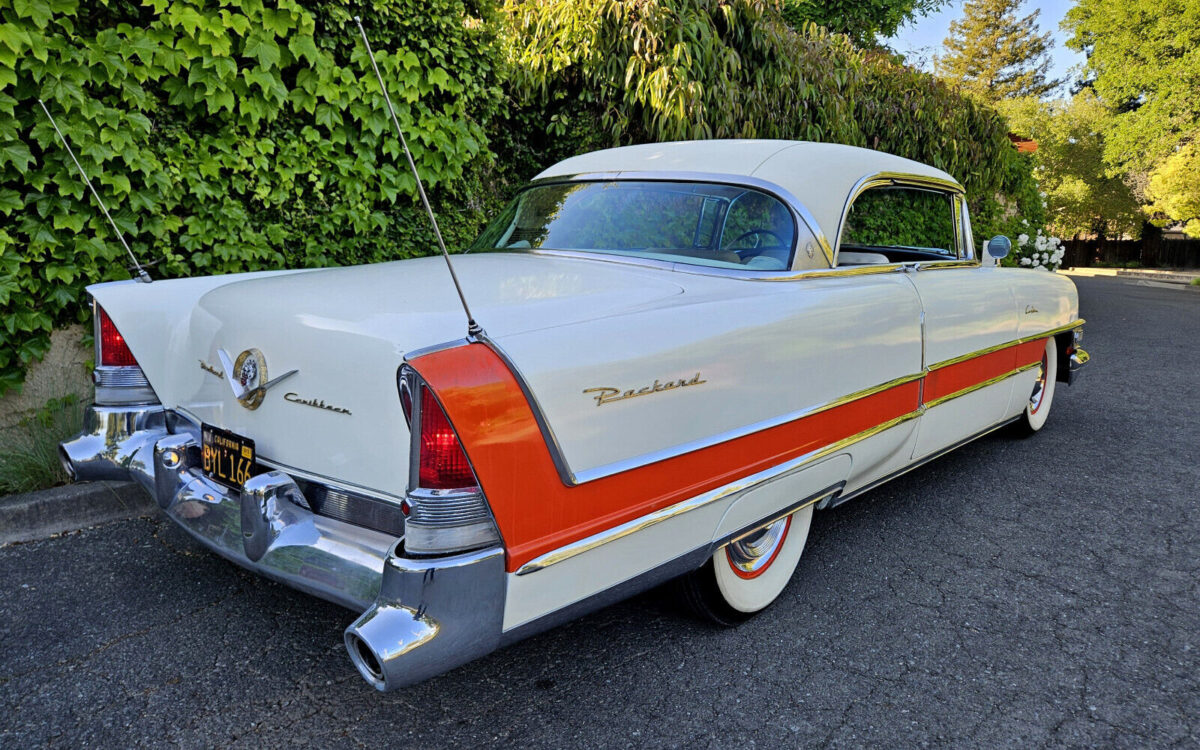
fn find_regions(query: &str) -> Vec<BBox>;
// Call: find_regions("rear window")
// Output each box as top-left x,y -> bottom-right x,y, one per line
471,181 -> 796,271
841,186 -> 956,257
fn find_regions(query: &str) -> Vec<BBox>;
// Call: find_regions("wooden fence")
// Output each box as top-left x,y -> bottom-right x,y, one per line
1062,237 -> 1200,269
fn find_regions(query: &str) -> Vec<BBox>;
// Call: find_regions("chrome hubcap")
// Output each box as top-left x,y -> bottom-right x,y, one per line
726,515 -> 791,576
1029,352 -> 1049,414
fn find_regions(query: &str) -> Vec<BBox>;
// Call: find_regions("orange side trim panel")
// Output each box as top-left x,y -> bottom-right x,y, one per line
413,344 -> 921,573
925,339 -> 1045,403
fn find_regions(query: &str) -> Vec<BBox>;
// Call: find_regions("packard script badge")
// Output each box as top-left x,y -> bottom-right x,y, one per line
233,348 -> 267,410
583,372 -> 706,407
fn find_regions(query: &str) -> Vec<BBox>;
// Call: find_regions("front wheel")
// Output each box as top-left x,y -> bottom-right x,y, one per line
1012,337 -> 1058,436
677,506 -> 813,626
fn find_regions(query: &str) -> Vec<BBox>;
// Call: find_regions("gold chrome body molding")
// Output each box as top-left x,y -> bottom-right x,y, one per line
521,320 -> 1086,575
923,361 -> 1043,410
927,319 -> 1085,372
515,409 -> 923,575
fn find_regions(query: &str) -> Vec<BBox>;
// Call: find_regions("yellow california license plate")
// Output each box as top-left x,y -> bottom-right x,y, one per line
201,423 -> 256,490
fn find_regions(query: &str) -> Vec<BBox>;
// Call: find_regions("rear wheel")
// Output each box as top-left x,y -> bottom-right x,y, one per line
1012,337 -> 1058,436
677,506 -> 813,626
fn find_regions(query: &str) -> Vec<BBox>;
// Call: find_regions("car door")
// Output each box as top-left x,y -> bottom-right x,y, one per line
838,183 -> 1019,460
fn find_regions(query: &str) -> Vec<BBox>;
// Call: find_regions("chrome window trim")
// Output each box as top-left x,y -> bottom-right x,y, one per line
958,195 -> 976,261
524,170 -> 835,269
834,171 -> 967,263
510,247 -> 912,282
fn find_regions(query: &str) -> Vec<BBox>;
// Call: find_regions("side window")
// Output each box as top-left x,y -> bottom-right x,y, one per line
841,187 -> 958,258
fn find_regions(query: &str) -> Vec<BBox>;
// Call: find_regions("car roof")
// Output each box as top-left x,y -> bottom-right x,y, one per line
534,140 -> 961,250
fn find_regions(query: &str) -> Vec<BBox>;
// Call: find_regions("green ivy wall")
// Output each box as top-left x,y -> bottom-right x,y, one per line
1,0 -> 1043,397
0,0 -> 503,393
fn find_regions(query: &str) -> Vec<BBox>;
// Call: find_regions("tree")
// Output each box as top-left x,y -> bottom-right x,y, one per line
779,0 -> 950,47
998,92 -> 1142,239
1146,144 -> 1200,237
1064,0 -> 1200,233
935,0 -> 1063,103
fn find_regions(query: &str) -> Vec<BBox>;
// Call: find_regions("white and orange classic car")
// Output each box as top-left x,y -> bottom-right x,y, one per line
60,140 -> 1088,690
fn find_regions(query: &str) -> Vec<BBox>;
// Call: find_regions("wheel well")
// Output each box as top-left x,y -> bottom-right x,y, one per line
1054,331 -> 1073,384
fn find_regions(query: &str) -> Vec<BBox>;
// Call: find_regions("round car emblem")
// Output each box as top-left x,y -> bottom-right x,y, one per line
233,348 -> 267,410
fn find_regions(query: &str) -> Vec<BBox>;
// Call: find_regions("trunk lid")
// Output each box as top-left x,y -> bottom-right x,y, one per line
90,253 -> 684,496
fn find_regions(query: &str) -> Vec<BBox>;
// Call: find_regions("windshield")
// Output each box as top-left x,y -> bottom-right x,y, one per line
470,181 -> 796,271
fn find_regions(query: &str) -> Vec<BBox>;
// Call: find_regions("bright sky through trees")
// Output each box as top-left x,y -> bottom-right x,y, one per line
887,0 -> 1084,90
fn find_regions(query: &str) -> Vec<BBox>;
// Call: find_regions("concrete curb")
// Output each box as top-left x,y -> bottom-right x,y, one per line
0,481 -> 155,545
1063,267 -> 1200,284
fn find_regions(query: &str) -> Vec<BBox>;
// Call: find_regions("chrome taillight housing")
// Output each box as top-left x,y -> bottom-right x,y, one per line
93,302 -> 157,405
398,364 -> 501,556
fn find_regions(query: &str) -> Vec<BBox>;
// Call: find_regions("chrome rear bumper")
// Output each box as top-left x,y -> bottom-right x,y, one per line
59,405 -> 505,689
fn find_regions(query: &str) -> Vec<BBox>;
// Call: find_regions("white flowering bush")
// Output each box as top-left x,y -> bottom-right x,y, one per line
1012,224 -> 1066,271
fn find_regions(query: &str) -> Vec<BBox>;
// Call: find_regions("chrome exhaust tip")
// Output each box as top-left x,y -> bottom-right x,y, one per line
343,604 -> 440,691
342,545 -> 506,690
347,632 -> 385,683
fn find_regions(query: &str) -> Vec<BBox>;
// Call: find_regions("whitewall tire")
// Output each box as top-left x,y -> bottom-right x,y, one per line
677,505 -> 813,626
1016,337 -> 1058,435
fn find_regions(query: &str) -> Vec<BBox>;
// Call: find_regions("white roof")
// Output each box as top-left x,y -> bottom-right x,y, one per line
535,140 -> 960,245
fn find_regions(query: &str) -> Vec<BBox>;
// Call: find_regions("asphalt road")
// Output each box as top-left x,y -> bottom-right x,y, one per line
2,276 -> 1197,748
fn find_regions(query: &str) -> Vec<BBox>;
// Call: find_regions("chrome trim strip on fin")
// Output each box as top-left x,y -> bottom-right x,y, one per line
473,333 -> 579,487
403,338 -> 470,362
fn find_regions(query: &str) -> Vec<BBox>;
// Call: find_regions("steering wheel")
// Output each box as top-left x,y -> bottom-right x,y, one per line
729,229 -> 785,252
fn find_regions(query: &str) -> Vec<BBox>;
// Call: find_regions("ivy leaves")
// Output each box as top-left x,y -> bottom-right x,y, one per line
0,0 -> 504,395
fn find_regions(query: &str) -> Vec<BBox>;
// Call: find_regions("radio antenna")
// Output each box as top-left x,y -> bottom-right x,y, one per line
37,100 -> 151,283
353,17 -> 482,337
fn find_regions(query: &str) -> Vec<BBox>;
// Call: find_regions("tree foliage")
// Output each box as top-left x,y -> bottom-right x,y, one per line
503,0 -> 1044,246
998,92 -> 1142,239
1064,0 -> 1200,234
503,0 -> 863,146
0,0 -> 1049,394
0,0 -> 505,394
1064,0 -> 1200,174
778,0 -> 949,47
1146,143 -> 1200,237
935,0 -> 1062,103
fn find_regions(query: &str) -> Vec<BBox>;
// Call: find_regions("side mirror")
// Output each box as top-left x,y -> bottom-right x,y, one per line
986,235 -> 1011,259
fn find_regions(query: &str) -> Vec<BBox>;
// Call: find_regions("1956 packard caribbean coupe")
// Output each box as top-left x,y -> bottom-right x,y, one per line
60,140 -> 1088,690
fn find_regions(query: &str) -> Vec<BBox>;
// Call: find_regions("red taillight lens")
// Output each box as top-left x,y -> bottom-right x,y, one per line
418,388 -> 477,490
98,307 -> 137,367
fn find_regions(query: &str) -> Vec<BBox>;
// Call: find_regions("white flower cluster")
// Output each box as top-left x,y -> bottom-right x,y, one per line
1016,228 -> 1065,271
